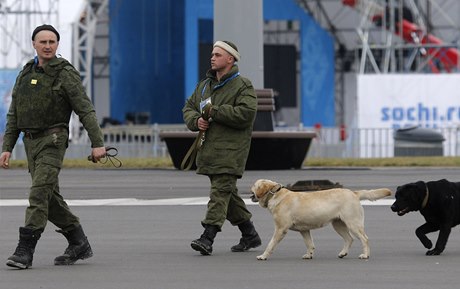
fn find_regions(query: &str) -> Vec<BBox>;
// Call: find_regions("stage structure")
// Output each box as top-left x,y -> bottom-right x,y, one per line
342,0 -> 459,73
69,1 -> 460,137
0,0 -> 58,69
70,0 -> 109,143
298,0 -> 460,74
296,0 -> 460,127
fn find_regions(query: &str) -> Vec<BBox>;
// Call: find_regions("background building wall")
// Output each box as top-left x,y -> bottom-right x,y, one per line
0,70 -> 18,135
109,0 -> 186,124
109,0 -> 334,126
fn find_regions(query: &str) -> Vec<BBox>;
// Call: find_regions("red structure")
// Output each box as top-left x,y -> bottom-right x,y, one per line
343,0 -> 459,72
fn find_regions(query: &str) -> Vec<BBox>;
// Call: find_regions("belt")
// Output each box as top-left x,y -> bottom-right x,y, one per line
23,127 -> 67,139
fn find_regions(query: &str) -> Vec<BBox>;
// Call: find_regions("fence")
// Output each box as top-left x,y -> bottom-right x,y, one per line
3,125 -> 460,160
307,126 -> 460,158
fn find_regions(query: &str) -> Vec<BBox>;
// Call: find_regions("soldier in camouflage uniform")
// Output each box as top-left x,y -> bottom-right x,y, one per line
183,41 -> 261,255
0,24 -> 106,269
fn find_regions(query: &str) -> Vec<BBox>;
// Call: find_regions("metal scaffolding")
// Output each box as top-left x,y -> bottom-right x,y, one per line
72,0 -> 109,99
70,0 -> 109,143
299,0 -> 460,74
296,0 -> 460,126
0,0 -> 58,69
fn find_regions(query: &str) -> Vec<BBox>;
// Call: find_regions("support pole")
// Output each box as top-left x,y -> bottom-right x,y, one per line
213,0 -> 264,88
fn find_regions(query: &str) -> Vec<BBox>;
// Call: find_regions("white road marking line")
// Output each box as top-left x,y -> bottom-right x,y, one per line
0,198 -> 394,207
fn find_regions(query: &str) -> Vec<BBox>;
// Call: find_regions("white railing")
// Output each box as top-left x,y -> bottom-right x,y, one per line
307,126 -> 460,158
3,125 -> 460,160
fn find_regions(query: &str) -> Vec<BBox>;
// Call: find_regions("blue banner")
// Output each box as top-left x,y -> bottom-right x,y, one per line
0,69 -> 19,134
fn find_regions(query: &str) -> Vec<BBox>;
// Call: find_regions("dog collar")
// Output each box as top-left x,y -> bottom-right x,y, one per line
422,184 -> 429,209
269,184 -> 283,195
263,184 -> 284,207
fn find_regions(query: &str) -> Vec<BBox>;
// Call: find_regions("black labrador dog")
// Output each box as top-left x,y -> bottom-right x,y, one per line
391,179 -> 460,255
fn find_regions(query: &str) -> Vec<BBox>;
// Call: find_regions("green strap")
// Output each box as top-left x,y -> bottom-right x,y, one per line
180,131 -> 204,170
181,104 -> 212,170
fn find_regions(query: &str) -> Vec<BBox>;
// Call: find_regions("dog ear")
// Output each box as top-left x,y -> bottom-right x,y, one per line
255,179 -> 272,199
415,181 -> 425,190
256,180 -> 269,198
410,181 -> 426,206
395,184 -> 409,195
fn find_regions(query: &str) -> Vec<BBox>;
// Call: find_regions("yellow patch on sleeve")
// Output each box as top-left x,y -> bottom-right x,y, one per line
31,79 -> 37,85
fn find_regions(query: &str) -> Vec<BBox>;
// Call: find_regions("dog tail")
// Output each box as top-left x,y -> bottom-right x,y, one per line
355,188 -> 392,201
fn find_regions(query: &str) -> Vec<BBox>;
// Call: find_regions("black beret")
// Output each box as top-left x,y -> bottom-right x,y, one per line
32,24 -> 60,41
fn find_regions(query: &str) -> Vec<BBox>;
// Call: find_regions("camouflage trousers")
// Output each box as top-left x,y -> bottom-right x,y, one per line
23,130 -> 80,233
202,174 -> 252,229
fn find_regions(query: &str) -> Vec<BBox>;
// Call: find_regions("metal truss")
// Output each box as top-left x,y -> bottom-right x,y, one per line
72,0 -> 109,100
70,0 -> 109,143
296,0 -> 460,126
0,0 -> 58,69
298,0 -> 460,74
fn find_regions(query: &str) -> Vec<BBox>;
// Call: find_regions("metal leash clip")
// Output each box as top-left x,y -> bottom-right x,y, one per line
87,146 -> 122,168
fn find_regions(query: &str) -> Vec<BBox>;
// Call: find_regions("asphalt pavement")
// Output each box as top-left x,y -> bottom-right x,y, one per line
2,167 -> 460,289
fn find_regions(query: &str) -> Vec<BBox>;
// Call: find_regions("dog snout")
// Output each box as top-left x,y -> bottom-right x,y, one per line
390,202 -> 399,212
250,192 -> 258,202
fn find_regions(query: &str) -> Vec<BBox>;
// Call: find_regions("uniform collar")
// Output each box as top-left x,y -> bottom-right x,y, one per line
206,65 -> 239,82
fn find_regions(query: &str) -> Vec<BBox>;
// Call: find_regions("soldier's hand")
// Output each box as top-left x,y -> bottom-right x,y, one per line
197,117 -> 209,131
0,151 -> 11,169
91,147 -> 107,163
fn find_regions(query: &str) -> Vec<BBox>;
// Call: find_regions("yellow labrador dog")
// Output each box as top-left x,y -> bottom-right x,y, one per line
251,179 -> 391,260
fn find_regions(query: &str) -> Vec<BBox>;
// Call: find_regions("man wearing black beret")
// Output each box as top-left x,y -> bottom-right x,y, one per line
1,24 -> 106,269
31,24 -> 61,41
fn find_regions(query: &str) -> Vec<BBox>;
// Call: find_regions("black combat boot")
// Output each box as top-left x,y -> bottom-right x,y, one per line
190,224 -> 220,255
6,227 -> 41,269
231,220 -> 262,252
54,225 -> 93,265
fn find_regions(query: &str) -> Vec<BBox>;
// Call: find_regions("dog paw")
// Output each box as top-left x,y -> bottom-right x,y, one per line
358,254 -> 369,259
426,248 -> 442,256
338,252 -> 348,258
257,255 -> 268,260
302,253 -> 313,259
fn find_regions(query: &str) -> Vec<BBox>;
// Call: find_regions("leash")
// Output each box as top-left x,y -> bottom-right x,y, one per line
180,103 -> 212,171
180,131 -> 204,170
87,146 -> 122,168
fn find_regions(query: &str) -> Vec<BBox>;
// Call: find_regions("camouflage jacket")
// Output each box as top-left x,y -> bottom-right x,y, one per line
2,57 -> 104,152
182,65 -> 257,177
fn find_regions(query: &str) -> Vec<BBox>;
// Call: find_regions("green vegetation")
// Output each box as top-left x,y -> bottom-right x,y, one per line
8,157 -> 174,169
6,156 -> 460,169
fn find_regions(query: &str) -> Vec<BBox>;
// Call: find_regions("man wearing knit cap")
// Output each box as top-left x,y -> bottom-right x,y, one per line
1,24 -> 106,269
213,40 -> 241,62
183,40 -> 261,255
